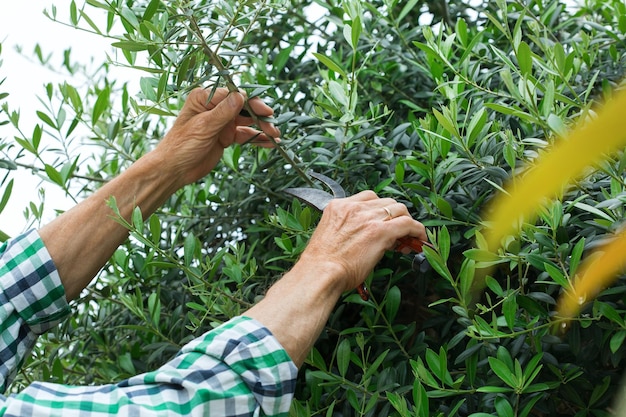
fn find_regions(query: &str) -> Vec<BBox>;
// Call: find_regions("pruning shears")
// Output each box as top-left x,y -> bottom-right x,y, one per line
284,171 -> 429,301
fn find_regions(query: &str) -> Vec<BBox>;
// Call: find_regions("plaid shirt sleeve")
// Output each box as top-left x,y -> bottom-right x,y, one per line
0,229 -> 71,394
0,231 -> 298,416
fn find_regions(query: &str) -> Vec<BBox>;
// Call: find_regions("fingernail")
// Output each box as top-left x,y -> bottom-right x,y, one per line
228,92 -> 242,108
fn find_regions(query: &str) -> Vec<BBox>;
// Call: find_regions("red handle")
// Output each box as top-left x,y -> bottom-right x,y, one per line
357,284 -> 369,301
395,236 -> 425,253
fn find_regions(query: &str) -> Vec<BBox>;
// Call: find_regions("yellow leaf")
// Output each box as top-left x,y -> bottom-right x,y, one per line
484,88 -> 626,252
556,227 -> 626,319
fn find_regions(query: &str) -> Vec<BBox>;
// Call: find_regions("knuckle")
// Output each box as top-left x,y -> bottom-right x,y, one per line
359,190 -> 378,199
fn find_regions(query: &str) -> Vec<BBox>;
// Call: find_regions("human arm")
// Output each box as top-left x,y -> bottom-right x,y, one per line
38,88 -> 279,300
0,87 -> 278,394
1,316 -> 297,416
245,191 -> 427,367
0,190 -> 424,415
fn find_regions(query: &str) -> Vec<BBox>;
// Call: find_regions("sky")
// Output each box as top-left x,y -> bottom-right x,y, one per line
0,2 -> 136,236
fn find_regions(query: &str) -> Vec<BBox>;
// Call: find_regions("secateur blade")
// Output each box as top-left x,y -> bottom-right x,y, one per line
284,171 -> 347,211
282,188 -> 333,211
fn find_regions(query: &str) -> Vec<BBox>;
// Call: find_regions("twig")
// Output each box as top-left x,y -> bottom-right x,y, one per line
13,161 -> 109,183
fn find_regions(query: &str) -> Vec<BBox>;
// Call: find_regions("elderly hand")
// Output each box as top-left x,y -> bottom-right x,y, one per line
40,87 -> 280,300
245,190 -> 426,367
299,190 -> 427,294
154,87 -> 280,187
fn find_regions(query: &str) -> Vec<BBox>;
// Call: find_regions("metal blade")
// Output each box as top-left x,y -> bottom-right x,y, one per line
308,171 -> 347,198
283,187 -> 334,211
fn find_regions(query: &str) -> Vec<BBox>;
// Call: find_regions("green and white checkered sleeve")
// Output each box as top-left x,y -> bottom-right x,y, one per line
1,316 -> 298,416
0,230 -> 71,394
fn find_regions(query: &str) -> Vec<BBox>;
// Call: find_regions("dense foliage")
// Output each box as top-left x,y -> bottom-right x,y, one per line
2,0 -> 626,415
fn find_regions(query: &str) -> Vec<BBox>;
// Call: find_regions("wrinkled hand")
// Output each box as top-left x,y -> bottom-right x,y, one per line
300,191 -> 427,293
155,87 -> 280,187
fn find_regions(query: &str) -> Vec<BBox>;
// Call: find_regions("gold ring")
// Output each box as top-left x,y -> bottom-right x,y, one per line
382,206 -> 393,221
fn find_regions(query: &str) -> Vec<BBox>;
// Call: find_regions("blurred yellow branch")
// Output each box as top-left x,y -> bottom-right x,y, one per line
485,88 -> 626,252
483,87 -> 626,321
557,227 -> 626,319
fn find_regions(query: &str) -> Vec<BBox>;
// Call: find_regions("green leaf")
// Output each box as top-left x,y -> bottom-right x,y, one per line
0,179 -> 13,214
328,80 -> 348,107
70,0 -> 78,25
458,259 -> 475,305
523,383 -> 553,393
424,348 -> 442,381
363,349 -> 389,381
610,329 -> 626,353
131,206 -> 144,232
589,376 -> 611,406
336,338 -> 351,377
488,357 -> 518,389
439,226 -> 450,263
569,238 -> 585,276
146,261 -> 177,269
476,386 -> 514,393
92,87 -> 110,125
386,391 -> 409,415
85,0 -> 111,10
147,292 -> 161,325
484,103 -> 535,123
543,262 -> 569,288
307,347 -> 327,372
118,352 -> 135,374
184,233 -> 196,266
466,108 -> 487,147
385,286 -> 401,322
517,41 -> 532,76
143,0 -> 161,20
572,202 -> 615,222
413,379 -> 429,416
519,394 -> 544,417
502,295 -> 517,330
394,161 -> 405,185
346,389 -> 360,411
52,358 -> 64,383
111,41 -> 149,52
521,353 -> 543,389
494,396 -> 515,417
463,249 -> 500,263
149,214 -> 161,244
433,108 -> 458,137
79,10 -> 103,35
351,16 -> 361,50
547,113 -> 566,136
44,164 -> 64,186
412,357 -> 439,388
37,111 -> 56,129
273,46 -> 292,73
423,246 -> 453,281
455,18 -> 468,46
343,24 -> 354,50
312,53 -> 347,78
435,196 -> 453,218
120,7 -> 140,30
553,42 -> 566,73
398,0 -> 419,22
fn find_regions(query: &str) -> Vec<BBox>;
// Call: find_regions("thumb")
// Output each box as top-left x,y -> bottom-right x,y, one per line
206,92 -> 244,127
